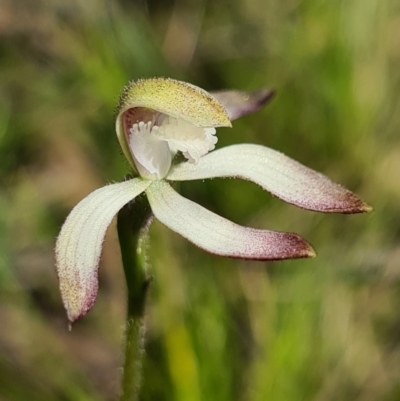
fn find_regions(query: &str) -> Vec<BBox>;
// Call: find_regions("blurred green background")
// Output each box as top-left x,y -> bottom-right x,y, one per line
1,0 -> 399,400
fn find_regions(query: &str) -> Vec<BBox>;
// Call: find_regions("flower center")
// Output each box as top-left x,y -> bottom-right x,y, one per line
127,113 -> 217,180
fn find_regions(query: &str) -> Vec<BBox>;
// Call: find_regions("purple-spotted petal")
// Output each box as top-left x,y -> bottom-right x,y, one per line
146,180 -> 315,260
210,89 -> 275,121
167,144 -> 371,213
55,178 -> 151,324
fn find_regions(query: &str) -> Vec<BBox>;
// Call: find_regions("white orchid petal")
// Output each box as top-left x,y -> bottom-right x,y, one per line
130,124 -> 172,179
146,180 -> 315,260
158,117 -> 217,164
55,178 -> 151,323
167,144 -> 371,213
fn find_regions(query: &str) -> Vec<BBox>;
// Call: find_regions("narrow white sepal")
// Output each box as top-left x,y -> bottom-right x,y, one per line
55,178 -> 151,323
167,144 -> 370,213
146,180 -> 315,260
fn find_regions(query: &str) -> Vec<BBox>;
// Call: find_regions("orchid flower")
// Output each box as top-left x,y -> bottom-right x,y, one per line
55,78 -> 371,323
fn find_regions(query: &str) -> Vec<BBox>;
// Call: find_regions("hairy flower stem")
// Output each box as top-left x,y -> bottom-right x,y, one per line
117,193 -> 153,401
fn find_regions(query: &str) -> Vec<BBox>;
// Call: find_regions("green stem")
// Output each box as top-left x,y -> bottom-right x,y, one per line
117,194 -> 153,401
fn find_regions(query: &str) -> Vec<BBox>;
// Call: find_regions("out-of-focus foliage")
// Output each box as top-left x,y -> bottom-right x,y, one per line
1,0 -> 399,400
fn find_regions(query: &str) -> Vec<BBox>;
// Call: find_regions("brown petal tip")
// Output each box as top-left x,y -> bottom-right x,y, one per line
360,202 -> 373,213
210,88 -> 276,121
269,232 -> 317,261
335,194 -> 373,214
305,246 -> 317,258
250,88 -> 276,109
293,237 -> 317,259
